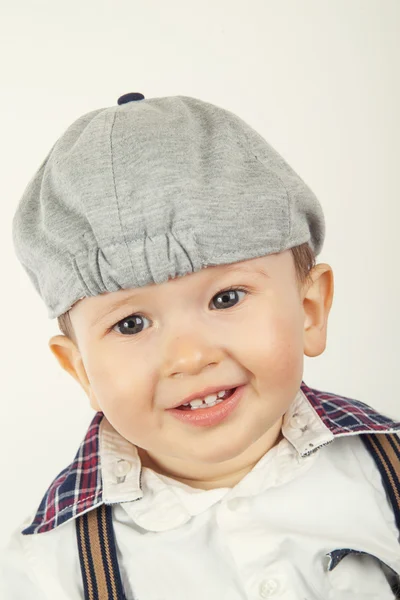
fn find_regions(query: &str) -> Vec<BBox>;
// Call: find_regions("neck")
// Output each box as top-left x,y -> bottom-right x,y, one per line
137,419 -> 284,490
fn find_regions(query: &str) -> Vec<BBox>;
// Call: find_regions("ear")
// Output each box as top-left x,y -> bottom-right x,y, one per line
48,335 -> 101,411
302,264 -> 334,357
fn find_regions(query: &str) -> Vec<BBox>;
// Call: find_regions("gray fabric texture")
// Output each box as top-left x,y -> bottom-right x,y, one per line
12,94 -> 325,319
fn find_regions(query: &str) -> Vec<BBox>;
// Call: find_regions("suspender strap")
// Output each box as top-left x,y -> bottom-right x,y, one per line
76,503 -> 127,600
361,433 -> 400,531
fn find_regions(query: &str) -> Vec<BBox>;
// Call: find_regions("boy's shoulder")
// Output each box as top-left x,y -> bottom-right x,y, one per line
21,382 -> 400,536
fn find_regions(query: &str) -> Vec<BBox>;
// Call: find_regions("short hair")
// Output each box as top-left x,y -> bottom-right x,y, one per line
57,242 -> 316,345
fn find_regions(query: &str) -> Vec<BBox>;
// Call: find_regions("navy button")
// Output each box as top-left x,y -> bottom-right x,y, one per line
117,93 -> 145,105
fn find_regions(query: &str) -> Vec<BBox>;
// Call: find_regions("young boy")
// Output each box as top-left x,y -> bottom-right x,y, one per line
1,92 -> 399,599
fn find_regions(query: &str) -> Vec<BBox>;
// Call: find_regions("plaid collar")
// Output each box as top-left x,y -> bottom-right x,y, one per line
22,381 -> 400,535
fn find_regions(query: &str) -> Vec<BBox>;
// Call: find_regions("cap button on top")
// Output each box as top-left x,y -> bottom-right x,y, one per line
117,92 -> 145,105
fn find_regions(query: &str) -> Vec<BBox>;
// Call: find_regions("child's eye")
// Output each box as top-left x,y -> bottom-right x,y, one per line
210,286 -> 248,310
110,286 -> 248,337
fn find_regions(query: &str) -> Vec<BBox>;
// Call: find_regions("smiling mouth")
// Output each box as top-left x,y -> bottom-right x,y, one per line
176,387 -> 237,411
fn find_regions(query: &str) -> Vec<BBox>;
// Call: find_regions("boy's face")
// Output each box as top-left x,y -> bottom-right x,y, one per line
50,250 -> 333,489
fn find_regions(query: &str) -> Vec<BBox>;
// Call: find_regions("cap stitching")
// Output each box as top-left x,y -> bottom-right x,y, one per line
109,108 -> 136,280
233,124 -> 291,248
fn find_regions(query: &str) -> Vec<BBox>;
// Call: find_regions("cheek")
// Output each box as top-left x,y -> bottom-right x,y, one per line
83,348 -> 153,417
86,356 -> 156,444
238,297 -> 304,378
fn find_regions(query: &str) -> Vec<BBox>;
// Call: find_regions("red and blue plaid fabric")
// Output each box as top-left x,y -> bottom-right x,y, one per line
21,381 -> 400,535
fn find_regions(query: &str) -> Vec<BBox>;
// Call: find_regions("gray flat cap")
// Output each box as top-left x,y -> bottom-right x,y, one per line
12,93 -> 325,319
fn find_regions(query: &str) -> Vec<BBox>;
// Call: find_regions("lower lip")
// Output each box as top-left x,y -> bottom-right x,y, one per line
167,385 -> 245,427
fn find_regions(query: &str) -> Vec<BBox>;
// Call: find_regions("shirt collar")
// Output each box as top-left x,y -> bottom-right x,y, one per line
22,381 -> 400,535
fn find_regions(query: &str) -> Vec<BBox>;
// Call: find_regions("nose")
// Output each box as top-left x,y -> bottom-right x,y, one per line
161,333 -> 225,378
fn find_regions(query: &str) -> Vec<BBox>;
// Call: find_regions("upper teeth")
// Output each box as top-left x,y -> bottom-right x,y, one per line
182,389 -> 229,408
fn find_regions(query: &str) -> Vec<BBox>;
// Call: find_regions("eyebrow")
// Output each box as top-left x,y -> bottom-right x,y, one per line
223,264 -> 270,278
92,264 -> 270,325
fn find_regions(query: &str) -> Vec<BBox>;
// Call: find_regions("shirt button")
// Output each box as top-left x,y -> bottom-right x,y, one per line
259,578 -> 281,597
114,459 -> 131,478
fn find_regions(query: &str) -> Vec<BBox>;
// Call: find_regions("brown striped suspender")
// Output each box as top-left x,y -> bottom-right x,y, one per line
361,433 -> 400,530
76,432 -> 400,600
76,503 -> 126,600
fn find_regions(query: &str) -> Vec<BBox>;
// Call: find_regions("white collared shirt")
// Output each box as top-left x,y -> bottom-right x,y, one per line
1,388 -> 400,599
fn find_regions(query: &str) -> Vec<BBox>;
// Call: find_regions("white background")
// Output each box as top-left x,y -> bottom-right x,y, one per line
0,0 -> 399,548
